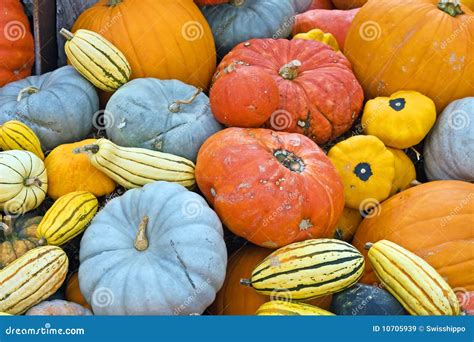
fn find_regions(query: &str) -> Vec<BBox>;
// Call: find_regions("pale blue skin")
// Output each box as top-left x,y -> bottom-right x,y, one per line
0,66 -> 99,151
292,0 -> 312,13
202,0 -> 296,56
424,97 -> 474,181
79,182 -> 227,316
106,78 -> 222,162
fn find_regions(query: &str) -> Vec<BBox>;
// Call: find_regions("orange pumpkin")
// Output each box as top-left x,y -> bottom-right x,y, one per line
344,0 -> 474,111
464,0 -> 474,10
209,244 -> 332,315
196,128 -> 344,248
332,0 -> 367,9
0,0 -> 34,86
353,181 -> 474,291
72,0 -> 216,90
65,272 -> 92,311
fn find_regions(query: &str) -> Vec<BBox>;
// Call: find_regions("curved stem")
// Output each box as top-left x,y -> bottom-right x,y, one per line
73,144 -> 100,155
364,242 -> 374,250
279,60 -> 302,80
24,177 -> 43,187
17,86 -> 39,102
1,215 -> 13,237
134,216 -> 149,251
59,28 -> 74,41
168,88 -> 202,113
438,0 -> 464,16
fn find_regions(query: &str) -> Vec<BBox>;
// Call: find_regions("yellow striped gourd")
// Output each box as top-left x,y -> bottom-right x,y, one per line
366,240 -> 460,316
74,139 -> 196,189
242,239 -> 365,300
256,301 -> 335,316
0,120 -> 44,160
37,191 -> 98,246
0,246 -> 68,314
60,28 -> 131,92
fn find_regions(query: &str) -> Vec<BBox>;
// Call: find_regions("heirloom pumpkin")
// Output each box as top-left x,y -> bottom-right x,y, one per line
26,300 -> 92,316
328,135 -> 395,210
0,0 -> 34,86
387,148 -> 416,195
0,66 -> 99,150
362,91 -> 436,149
73,0 -> 216,90
353,181 -> 474,291
345,0 -> 474,112
0,120 -> 44,160
66,272 -> 92,311
45,139 -> 116,200
106,79 -> 222,162
216,39 -> 363,144
79,181 -> 227,315
0,150 -> 47,215
424,97 -> 474,182
196,128 -> 344,248
201,0 -> 296,57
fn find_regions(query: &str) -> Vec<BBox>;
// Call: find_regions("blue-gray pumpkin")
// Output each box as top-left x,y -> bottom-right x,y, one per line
201,0 -> 296,56
79,181 -> 227,315
106,79 -> 222,162
292,0 -> 312,12
331,283 -> 406,315
0,66 -> 99,150
424,97 -> 474,182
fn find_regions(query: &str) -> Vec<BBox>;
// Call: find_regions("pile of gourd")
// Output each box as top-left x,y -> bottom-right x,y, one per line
0,0 -> 472,316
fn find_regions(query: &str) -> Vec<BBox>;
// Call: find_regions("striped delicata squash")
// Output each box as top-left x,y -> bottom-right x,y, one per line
0,246 -> 68,315
0,120 -> 44,159
366,240 -> 460,316
37,191 -> 98,246
74,138 -> 195,189
242,239 -> 365,300
256,301 -> 334,316
60,28 -> 131,92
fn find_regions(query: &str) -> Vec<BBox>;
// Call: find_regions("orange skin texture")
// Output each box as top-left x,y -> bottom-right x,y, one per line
210,66 -> 280,127
208,244 -> 332,315
66,272 -> 92,311
0,0 -> 34,86
344,0 -> 474,112
195,0 -> 228,4
353,181 -> 474,291
196,128 -> 345,248
331,0 -> 367,9
292,8 -> 360,49
216,39 -> 363,145
309,0 -> 334,10
45,139 -> 116,200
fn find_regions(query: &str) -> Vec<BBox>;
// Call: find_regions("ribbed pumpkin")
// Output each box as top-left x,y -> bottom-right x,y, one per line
215,39 -> 363,144
45,139 -> 116,200
345,0 -> 474,112
72,0 -> 216,90
0,0 -> 34,86
196,128 -> 344,248
353,181 -> 474,291
0,120 -> 44,160
66,272 -> 92,311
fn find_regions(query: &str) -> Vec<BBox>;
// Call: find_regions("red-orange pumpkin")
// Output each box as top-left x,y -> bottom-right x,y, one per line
196,128 -> 345,248
0,0 -> 34,87
353,181 -> 474,291
215,39 -> 363,145
210,65 -> 280,127
309,0 -> 334,10
332,0 -> 367,9
195,0 -> 228,5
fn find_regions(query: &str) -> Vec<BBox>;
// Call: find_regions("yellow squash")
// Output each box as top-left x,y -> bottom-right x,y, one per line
334,207 -> 363,242
60,28 -> 131,92
366,240 -> 460,316
387,148 -> 416,195
74,138 -> 196,189
37,191 -> 98,246
256,301 -> 335,316
293,29 -> 340,51
0,246 -> 68,315
0,120 -> 44,159
242,239 -> 364,300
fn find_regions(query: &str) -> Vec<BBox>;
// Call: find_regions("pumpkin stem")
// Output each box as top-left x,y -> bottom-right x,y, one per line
59,28 -> 75,41
73,144 -> 100,155
168,88 -> 203,113
274,149 -> 305,173
17,86 -> 40,102
438,0 -> 464,16
0,215 -> 13,237
364,242 -> 374,250
134,216 -> 149,251
38,237 -> 47,246
410,180 -> 422,186
231,0 -> 245,6
24,177 -> 43,187
108,0 -> 123,6
240,278 -> 253,287
279,60 -> 302,80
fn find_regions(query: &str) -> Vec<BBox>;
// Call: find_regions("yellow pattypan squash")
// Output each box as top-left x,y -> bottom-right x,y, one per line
293,29 -> 340,51
362,90 -> 436,149
334,207 -> 363,242
328,135 -> 395,210
387,148 -> 416,196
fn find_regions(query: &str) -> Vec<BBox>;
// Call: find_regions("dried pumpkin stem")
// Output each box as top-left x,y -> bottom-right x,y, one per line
0,215 -> 13,237
59,28 -> 75,41
438,0 -> 464,16
279,60 -> 302,80
108,0 -> 123,6
168,88 -> 203,113
24,177 -> 43,187
134,216 -> 149,252
17,86 -> 40,102
38,237 -> 47,246
410,180 -> 422,186
240,278 -> 253,287
364,242 -> 374,250
73,144 -> 100,155
231,0 -> 245,6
